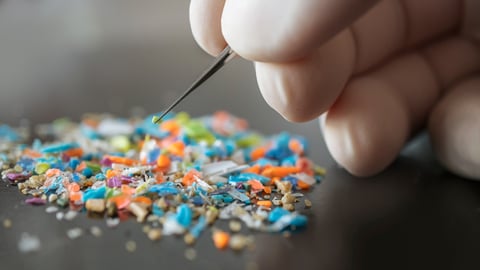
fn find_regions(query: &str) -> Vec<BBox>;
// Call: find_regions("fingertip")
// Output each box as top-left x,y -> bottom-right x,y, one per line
189,0 -> 227,56
255,30 -> 355,123
323,79 -> 410,177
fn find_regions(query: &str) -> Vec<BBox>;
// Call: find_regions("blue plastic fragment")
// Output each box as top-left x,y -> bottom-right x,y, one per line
268,207 -> 290,223
82,186 -> 106,202
176,204 -> 193,228
149,182 -> 179,196
152,204 -> 164,217
290,215 -> 307,227
41,142 -> 79,153
190,215 -> 206,238
0,125 -> 20,141
229,173 -> 270,185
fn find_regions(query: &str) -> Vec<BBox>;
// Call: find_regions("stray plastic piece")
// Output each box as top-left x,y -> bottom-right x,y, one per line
18,233 -> 41,253
212,230 -> 230,250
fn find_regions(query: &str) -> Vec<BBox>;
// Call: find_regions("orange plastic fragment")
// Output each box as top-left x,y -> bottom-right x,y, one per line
167,141 -> 185,157
75,161 -> 87,172
288,138 -> 303,154
256,200 -> 272,208
132,196 -> 152,206
182,169 -> 201,186
108,194 -> 131,209
45,168 -> 61,178
105,169 -> 117,179
121,184 -> 136,196
160,120 -> 181,136
64,147 -> 84,157
250,146 -> 266,161
155,173 -> 165,184
263,186 -> 272,194
103,155 -> 137,166
212,230 -> 230,250
68,183 -> 80,193
296,180 -> 310,190
261,166 -> 300,178
23,148 -> 42,158
243,164 -> 261,174
156,154 -> 171,170
69,191 -> 82,201
247,179 -> 264,191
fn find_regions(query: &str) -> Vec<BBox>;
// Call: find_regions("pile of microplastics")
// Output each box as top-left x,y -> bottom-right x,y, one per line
1,111 -> 325,251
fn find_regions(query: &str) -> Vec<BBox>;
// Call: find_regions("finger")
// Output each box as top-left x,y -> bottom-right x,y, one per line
221,0 -> 378,62
251,0 -> 462,122
429,76 -> 480,180
322,35 -> 480,177
350,0 -> 461,73
189,0 -> 227,56
255,30 -> 355,122
322,53 -> 440,177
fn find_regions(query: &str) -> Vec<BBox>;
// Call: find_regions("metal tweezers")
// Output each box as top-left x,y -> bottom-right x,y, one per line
153,46 -> 236,124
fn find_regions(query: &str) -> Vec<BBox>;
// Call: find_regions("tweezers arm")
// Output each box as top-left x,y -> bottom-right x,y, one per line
153,46 -> 236,124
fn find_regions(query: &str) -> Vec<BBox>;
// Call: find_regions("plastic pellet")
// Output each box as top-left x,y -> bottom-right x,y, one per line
304,199 -> 312,208
90,226 -> 102,237
64,210 -> 78,221
229,220 -> 242,233
229,234 -> 249,251
67,227 -> 83,239
147,228 -> 162,241
184,233 -> 196,245
127,202 -> 148,223
86,199 -> 105,213
212,230 -> 230,250
45,206 -> 59,213
3,218 -> 12,229
125,240 -> 137,252
18,233 -> 41,253
184,248 -> 197,261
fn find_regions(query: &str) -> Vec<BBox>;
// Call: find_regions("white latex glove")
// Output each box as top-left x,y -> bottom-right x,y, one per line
190,0 -> 480,179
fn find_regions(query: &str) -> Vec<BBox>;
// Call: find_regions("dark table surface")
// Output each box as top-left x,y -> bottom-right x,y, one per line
1,139 -> 480,270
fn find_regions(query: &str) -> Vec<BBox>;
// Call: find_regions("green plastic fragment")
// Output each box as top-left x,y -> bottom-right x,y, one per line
151,115 -> 161,124
175,112 -> 190,124
236,134 -> 262,148
110,135 -> 131,152
34,163 -> 50,174
184,121 -> 215,144
85,161 -> 102,174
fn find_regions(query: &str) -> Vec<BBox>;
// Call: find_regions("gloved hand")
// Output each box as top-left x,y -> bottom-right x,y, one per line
189,0 -> 480,179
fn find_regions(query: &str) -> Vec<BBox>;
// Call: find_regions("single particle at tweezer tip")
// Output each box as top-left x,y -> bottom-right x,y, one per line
151,115 -> 162,125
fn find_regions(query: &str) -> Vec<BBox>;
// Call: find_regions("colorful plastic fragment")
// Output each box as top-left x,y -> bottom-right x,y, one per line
0,111 -> 325,252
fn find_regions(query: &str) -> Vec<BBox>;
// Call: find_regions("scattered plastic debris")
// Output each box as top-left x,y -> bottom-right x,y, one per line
90,226 -> 102,237
125,240 -> 137,252
45,206 -> 59,213
66,227 -> 83,240
3,218 -> 12,229
0,111 -> 326,253
184,247 -> 197,261
17,233 -> 41,253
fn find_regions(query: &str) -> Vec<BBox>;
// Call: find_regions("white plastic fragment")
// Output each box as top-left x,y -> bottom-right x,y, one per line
97,119 -> 134,137
162,216 -> 185,235
56,212 -> 64,221
64,210 -> 78,221
45,206 -> 59,213
66,227 -> 83,239
106,218 -> 120,228
18,233 -> 41,253
294,173 -> 316,185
